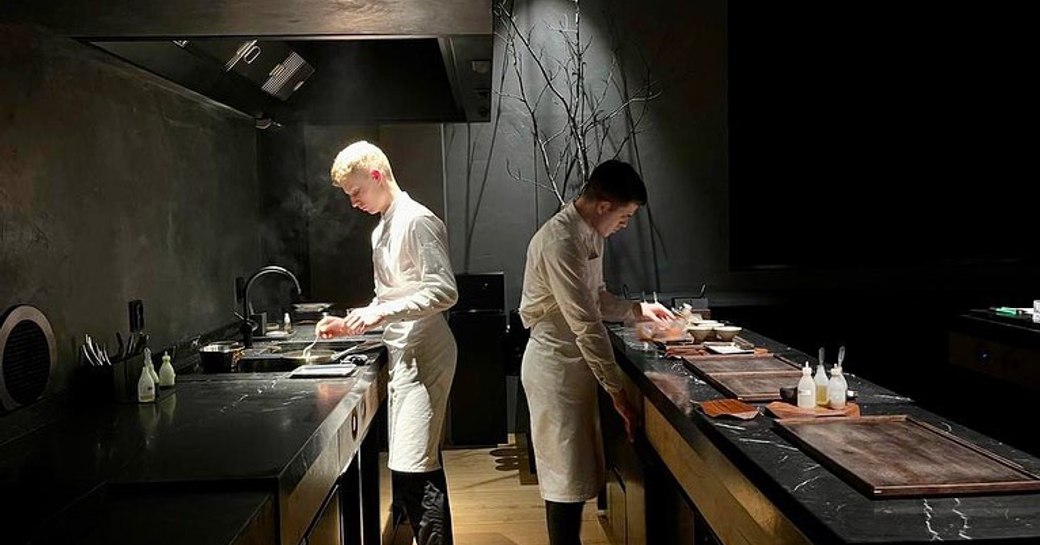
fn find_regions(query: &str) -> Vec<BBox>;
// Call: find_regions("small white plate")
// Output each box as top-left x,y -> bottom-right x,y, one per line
705,344 -> 753,355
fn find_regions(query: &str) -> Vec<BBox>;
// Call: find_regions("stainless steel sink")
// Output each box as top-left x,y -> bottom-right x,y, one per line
235,338 -> 381,373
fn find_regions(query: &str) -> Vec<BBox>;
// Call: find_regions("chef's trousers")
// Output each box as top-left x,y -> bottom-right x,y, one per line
391,468 -> 454,545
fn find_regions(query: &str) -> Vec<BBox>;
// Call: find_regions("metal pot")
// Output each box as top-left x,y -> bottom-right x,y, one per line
199,341 -> 243,372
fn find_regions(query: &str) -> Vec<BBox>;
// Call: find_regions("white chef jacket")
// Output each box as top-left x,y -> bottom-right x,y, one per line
519,202 -> 636,502
367,192 -> 458,473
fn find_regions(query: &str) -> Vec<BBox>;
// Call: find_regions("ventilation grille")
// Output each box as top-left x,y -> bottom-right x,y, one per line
1,306 -> 54,411
261,52 -> 313,100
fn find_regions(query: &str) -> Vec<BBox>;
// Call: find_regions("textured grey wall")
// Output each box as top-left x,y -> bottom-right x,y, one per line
0,25 -> 260,395
444,0 -> 728,308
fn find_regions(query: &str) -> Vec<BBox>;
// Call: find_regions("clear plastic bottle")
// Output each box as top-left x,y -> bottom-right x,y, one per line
814,363 -> 829,406
283,312 -> 293,333
797,362 -> 816,409
158,351 -> 176,388
827,366 -> 848,409
138,359 -> 156,402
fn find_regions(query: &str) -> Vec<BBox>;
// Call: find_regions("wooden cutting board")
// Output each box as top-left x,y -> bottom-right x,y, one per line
699,398 -> 759,420
774,415 -> 1040,498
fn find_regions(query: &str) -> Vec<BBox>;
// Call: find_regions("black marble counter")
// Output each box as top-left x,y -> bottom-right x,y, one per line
610,325 -> 1040,544
0,347 -> 386,545
32,485 -> 276,545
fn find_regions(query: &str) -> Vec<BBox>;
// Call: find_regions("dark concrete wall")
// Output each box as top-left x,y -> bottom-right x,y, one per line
257,124 -> 445,308
1,25 -> 260,396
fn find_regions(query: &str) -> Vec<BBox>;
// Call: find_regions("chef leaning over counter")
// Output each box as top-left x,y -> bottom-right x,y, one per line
519,159 -> 675,545
316,140 -> 458,545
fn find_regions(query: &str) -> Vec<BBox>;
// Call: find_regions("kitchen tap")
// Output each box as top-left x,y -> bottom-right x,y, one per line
240,265 -> 302,347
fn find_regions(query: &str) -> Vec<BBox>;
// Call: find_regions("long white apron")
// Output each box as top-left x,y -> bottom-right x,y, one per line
522,313 -> 605,502
383,316 -> 456,473
371,192 -> 458,473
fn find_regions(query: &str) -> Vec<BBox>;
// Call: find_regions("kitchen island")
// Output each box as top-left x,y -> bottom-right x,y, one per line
0,343 -> 387,545
602,325 -> 1040,544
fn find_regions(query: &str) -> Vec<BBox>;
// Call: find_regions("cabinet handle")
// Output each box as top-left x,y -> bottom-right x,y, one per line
351,411 -> 359,439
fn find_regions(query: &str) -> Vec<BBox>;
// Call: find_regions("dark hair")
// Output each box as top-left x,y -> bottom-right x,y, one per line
580,160 -> 647,205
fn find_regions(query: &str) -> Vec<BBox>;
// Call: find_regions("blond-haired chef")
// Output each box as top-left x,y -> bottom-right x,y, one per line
317,140 -> 457,545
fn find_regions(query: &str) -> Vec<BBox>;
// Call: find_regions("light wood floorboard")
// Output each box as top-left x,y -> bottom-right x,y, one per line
380,442 -> 610,545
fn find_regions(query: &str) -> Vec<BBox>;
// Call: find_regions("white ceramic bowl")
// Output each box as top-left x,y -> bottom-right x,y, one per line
713,325 -> 742,342
687,325 -> 714,342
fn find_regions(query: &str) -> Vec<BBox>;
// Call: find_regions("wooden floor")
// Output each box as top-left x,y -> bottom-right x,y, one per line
381,442 -> 610,545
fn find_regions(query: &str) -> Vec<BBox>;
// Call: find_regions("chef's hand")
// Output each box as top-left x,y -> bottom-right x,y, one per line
637,302 -> 676,324
611,389 -> 639,443
343,307 -> 386,336
315,316 -> 347,339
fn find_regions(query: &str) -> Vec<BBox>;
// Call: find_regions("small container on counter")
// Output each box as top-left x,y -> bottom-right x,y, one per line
137,358 -> 156,403
158,351 -> 176,388
797,362 -> 816,409
827,366 -> 848,409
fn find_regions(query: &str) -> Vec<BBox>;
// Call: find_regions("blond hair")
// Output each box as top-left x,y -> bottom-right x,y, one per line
330,140 -> 395,186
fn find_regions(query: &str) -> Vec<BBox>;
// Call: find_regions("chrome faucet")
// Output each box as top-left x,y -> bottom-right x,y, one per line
240,265 -> 302,347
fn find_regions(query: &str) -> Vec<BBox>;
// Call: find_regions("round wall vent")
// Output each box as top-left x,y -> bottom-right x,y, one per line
0,305 -> 56,411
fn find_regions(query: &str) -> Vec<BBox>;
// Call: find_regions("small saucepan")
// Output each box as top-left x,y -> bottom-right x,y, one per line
199,341 -> 244,372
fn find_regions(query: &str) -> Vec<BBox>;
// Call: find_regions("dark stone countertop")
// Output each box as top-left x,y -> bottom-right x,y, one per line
31,485 -> 276,545
610,325 -> 1040,544
955,310 -> 1040,351
0,346 -> 386,545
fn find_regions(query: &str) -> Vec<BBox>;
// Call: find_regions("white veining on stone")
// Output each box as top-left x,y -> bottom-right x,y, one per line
923,499 -> 943,541
875,393 -> 913,401
737,438 -> 800,451
951,498 -> 972,539
793,474 -> 822,492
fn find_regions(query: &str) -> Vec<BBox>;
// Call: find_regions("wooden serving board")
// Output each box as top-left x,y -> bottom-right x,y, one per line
699,398 -> 759,420
697,370 -> 803,402
774,415 -> 1040,498
684,355 -> 800,374
765,401 -> 860,419
681,355 -> 802,401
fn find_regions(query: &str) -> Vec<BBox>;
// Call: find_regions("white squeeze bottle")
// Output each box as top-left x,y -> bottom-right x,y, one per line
158,351 -> 176,388
827,366 -> 848,409
138,358 -> 156,402
797,362 -> 816,409
144,347 -> 159,384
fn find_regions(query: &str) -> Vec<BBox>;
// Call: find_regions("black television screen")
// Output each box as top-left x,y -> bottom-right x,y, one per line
729,5 -> 1036,270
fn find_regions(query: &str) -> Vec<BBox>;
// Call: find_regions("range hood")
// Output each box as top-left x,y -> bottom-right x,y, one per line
176,39 -> 315,101
90,37 -> 491,124
2,0 -> 494,124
